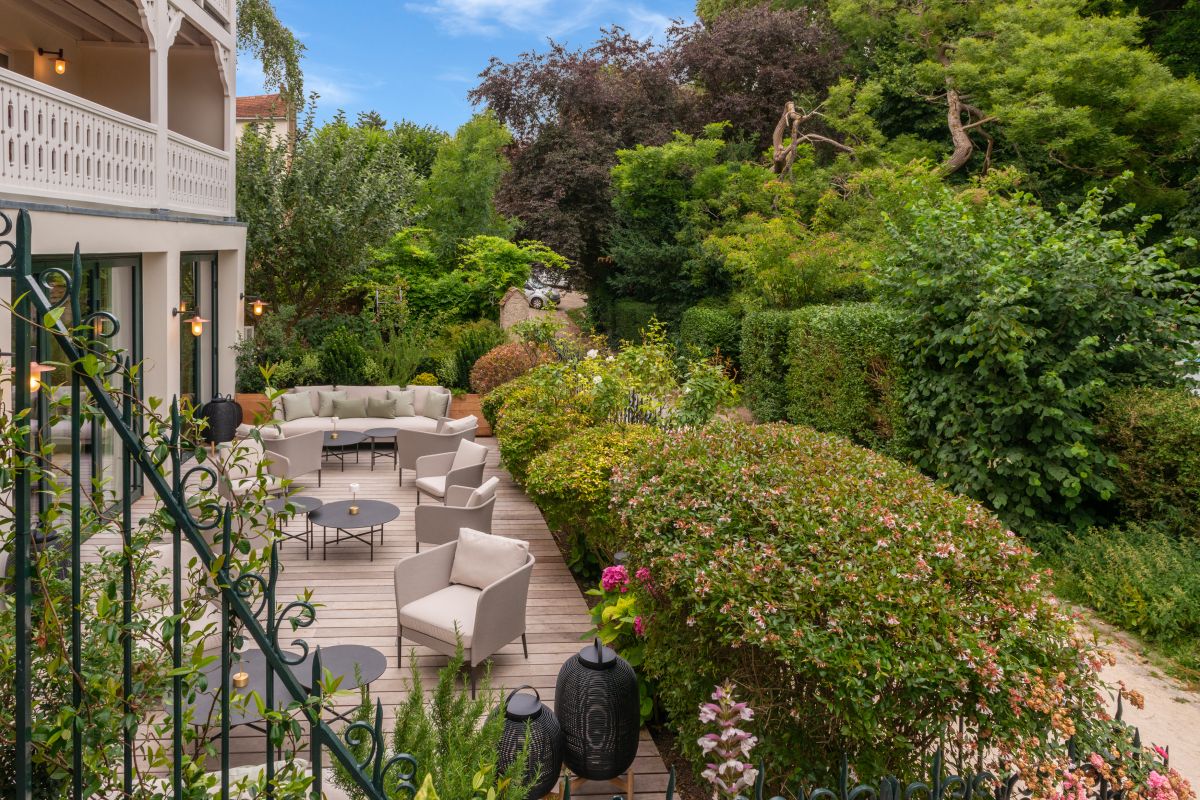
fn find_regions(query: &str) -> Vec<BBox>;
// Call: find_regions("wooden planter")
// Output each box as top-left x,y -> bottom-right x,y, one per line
234,393 -> 272,425
451,393 -> 491,436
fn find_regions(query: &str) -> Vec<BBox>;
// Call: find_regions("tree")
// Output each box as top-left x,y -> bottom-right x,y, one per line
670,5 -> 846,151
236,0 -> 305,108
392,121 -> 448,178
237,105 -> 419,318
471,27 -> 694,285
420,111 -> 518,260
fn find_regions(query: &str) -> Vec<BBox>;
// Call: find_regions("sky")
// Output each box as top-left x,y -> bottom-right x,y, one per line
236,0 -> 698,133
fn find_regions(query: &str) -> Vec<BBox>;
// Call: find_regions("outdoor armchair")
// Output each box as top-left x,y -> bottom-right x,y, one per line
395,415 -> 478,485
414,476 -> 499,551
393,528 -> 534,695
262,430 -> 324,487
413,439 -> 489,504
215,436 -> 289,502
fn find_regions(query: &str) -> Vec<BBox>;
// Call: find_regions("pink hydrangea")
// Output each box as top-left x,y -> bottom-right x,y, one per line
601,565 -> 630,593
635,567 -> 652,583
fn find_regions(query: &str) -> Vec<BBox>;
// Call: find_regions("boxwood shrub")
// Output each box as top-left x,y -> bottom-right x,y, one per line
739,311 -> 797,422
492,380 -> 597,484
785,303 -> 908,453
1098,386 -> 1200,535
610,422 -> 1107,782
679,306 -> 741,367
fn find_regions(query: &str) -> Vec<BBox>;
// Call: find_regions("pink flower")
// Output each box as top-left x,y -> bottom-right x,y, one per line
1154,745 -> 1169,761
1089,753 -> 1104,770
635,567 -> 652,584
601,565 -> 629,593
1148,772 -> 1170,790
634,616 -> 646,637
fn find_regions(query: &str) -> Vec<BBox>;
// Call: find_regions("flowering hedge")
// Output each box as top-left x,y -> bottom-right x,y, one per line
609,421 -> 1111,782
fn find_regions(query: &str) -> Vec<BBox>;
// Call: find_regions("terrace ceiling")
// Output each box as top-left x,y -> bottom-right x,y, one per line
12,0 -> 214,46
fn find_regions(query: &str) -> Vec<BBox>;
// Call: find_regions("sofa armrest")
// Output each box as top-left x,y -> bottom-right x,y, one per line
394,542 -> 457,612
415,451 -> 456,479
472,551 -> 535,665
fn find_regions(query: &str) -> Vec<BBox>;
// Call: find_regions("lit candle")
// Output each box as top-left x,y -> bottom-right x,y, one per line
349,482 -> 360,515
330,416 -> 339,439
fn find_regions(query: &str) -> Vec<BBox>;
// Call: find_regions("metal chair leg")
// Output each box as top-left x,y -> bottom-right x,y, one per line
522,632 -> 528,659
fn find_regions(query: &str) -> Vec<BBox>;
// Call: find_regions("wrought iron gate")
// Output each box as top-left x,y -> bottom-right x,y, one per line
1,209 -> 414,799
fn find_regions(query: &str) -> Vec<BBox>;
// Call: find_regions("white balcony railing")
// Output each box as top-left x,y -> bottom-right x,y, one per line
167,133 -> 231,217
0,70 -> 233,217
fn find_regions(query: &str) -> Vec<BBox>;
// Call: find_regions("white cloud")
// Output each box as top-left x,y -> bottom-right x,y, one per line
406,0 -> 676,40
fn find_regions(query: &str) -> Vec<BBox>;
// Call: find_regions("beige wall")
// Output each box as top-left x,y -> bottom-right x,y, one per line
168,45 -> 226,150
0,0 -> 87,95
236,117 -> 292,145
80,43 -> 151,121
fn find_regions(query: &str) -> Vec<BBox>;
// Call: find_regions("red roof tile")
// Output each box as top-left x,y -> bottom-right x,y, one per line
236,94 -> 286,119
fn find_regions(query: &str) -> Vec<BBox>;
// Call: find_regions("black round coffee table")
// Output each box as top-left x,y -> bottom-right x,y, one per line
322,430 -> 366,471
309,499 -> 399,561
364,427 -> 400,471
265,495 -> 323,559
187,648 -> 299,731
296,644 -> 388,723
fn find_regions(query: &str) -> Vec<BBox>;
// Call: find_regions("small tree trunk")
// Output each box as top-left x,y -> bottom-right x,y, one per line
940,86 -> 974,176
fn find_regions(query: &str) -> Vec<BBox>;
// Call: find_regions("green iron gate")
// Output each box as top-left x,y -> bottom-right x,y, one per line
1,209 -> 419,799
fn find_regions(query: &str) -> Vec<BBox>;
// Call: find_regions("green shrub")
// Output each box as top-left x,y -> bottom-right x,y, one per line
481,374 -> 528,429
610,421 -> 1109,783
493,382 -> 596,484
411,372 -> 438,386
877,184 -> 1200,528
525,425 -> 662,569
1055,523 -> 1200,673
784,303 -> 908,453
443,320 -> 507,390
679,306 -> 741,366
470,342 -> 545,395
320,328 -> 370,385
1098,386 -> 1200,535
739,311 -> 797,422
609,299 -> 658,344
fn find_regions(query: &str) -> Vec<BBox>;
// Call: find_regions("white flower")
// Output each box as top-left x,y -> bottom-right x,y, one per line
586,348 -> 599,359
592,375 -> 603,385
605,355 -> 615,362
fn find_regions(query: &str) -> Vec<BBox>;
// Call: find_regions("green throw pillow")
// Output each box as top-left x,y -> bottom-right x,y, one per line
331,396 -> 366,419
423,390 -> 450,420
317,390 -> 347,417
387,389 -> 416,417
367,396 -> 398,418
281,393 -> 315,421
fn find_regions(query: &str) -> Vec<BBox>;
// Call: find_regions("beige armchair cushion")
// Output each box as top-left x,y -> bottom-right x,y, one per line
398,584 -> 479,648
450,528 -> 529,590
466,477 -> 500,508
317,390 -> 346,417
280,393 -> 315,421
414,475 -> 446,498
451,440 -> 489,472
437,416 -> 476,435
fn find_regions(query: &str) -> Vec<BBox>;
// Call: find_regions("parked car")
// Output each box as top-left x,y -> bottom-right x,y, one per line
523,279 -> 561,309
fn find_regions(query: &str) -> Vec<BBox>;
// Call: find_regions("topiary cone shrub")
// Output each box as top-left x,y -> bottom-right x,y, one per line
610,421 -> 1111,784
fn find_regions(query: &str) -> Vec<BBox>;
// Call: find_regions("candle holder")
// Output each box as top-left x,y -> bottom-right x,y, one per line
331,416 -> 340,440
232,670 -> 250,689
349,483 -> 360,515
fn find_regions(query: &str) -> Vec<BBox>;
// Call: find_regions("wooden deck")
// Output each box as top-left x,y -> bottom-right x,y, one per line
102,437 -> 670,798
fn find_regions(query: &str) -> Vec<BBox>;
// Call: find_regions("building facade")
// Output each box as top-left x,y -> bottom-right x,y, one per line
236,92 -> 291,144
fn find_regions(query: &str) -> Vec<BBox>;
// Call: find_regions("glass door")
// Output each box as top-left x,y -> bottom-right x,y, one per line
31,255 -> 142,511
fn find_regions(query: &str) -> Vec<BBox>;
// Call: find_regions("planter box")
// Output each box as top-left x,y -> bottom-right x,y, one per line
235,393 -> 273,425
451,393 -> 491,436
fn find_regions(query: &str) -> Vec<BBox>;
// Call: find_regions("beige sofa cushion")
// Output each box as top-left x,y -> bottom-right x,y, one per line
331,396 -> 367,419
339,385 -> 401,403
317,390 -> 346,417
423,391 -> 451,420
387,389 -> 416,417
450,528 -> 528,590
274,414 -> 439,436
291,385 -> 332,416
399,584 -> 479,648
281,393 -> 315,421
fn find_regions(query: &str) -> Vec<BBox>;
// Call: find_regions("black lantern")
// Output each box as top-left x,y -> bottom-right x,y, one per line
200,395 -> 242,444
554,639 -> 640,782
496,685 -> 563,799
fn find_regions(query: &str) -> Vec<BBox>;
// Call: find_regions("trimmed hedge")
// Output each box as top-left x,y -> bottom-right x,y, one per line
469,342 -> 545,395
1098,386 -> 1200,535
785,303 -> 908,452
679,306 -> 740,366
609,422 -> 1106,782
739,311 -> 797,422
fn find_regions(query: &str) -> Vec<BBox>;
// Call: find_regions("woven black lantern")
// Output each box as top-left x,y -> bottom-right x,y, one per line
496,685 -> 563,799
554,639 -> 640,782
200,395 -> 242,444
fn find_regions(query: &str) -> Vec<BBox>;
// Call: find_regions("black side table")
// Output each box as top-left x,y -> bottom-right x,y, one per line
265,495 -> 323,559
364,427 -> 401,472
309,499 -> 399,562
322,430 -> 366,471
296,644 -> 387,723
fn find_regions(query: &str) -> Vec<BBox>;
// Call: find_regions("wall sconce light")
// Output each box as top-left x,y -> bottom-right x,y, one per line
189,315 -> 208,337
30,362 -> 54,393
38,48 -> 67,75
251,297 -> 268,317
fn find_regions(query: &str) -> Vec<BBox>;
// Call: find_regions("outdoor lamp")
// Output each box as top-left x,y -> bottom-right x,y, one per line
349,483 -> 360,515
189,315 -> 208,337
28,362 -> 55,393
38,48 -> 67,75
251,297 -> 268,317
